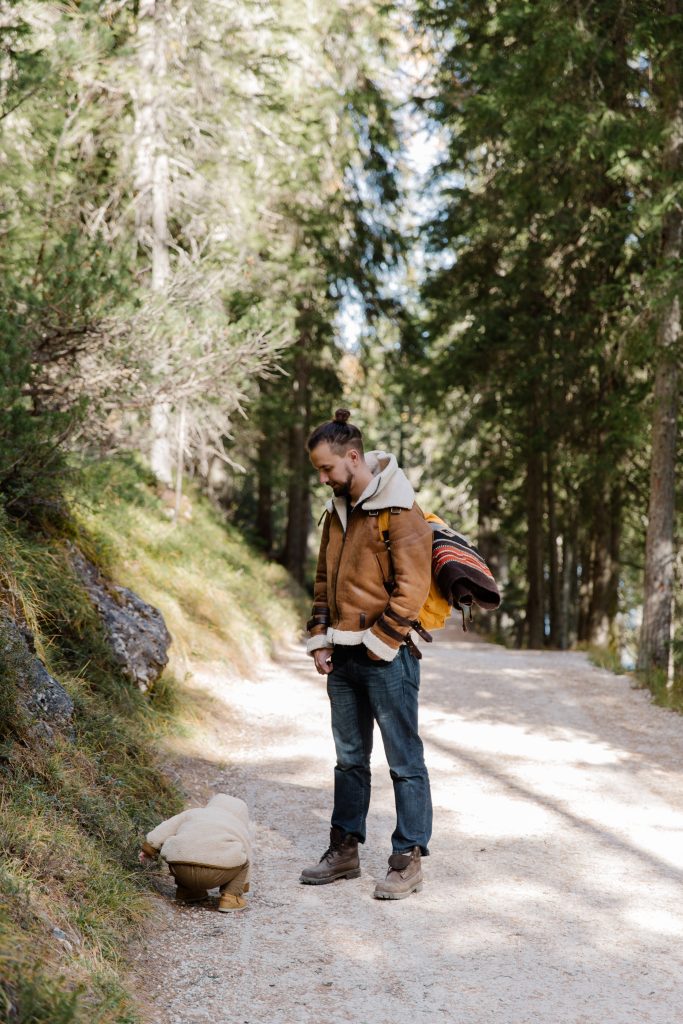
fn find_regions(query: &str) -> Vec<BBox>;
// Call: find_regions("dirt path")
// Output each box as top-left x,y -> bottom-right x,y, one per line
130,627 -> 683,1024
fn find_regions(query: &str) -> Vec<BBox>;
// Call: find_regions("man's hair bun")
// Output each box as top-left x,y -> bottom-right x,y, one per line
307,408 -> 364,455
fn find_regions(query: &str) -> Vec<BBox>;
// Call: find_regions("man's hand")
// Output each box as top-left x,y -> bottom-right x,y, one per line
138,849 -> 154,865
313,648 -> 334,675
366,649 -> 383,662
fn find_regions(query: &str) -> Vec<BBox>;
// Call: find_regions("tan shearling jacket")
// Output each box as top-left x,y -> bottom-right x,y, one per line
306,451 -> 432,662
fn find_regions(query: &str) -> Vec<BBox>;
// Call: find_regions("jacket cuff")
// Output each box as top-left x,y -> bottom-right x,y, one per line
306,632 -> 333,656
142,841 -> 159,858
307,605 -> 330,634
362,628 -> 400,662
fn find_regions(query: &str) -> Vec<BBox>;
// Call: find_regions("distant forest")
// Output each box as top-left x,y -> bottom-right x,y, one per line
1,0 -> 680,682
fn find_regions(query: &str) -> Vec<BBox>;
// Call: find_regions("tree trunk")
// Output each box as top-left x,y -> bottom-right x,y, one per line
638,67 -> 683,673
283,422 -> 311,585
588,483 -> 621,648
283,327 -> 312,585
134,0 -> 173,486
256,438 -> 274,555
638,291 -> 680,671
576,538 -> 593,644
546,453 -> 561,647
477,469 -> 506,636
559,529 -> 575,651
525,445 -> 545,648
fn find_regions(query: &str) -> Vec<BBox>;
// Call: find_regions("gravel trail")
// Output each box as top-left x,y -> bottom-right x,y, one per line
130,627 -> 683,1024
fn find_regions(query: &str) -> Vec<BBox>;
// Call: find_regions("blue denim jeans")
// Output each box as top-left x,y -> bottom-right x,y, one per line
326,644 -> 432,855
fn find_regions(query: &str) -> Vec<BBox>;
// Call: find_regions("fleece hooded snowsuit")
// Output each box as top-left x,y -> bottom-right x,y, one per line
142,793 -> 253,899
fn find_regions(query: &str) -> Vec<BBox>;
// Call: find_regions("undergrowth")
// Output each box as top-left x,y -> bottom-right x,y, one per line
634,667 -> 683,714
68,455 -> 307,679
0,455 -> 306,1022
586,644 -> 626,676
586,645 -> 683,714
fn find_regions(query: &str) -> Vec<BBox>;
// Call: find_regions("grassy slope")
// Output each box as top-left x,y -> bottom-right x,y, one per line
0,457 -> 306,1023
586,645 -> 683,713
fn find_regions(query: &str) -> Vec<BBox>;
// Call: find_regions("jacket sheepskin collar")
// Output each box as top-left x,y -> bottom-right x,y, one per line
325,450 -> 415,533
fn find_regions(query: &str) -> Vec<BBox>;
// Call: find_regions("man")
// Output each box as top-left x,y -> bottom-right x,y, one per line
300,408 -> 433,900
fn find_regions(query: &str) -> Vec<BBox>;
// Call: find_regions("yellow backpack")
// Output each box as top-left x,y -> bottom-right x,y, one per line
377,509 -> 452,635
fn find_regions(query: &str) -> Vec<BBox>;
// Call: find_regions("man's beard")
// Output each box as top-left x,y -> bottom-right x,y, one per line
331,471 -> 354,498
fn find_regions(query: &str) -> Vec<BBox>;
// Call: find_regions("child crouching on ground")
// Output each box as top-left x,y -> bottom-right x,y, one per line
139,793 -> 253,912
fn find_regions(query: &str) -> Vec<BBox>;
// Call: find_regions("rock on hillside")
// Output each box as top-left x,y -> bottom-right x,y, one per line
0,615 -> 74,743
69,546 -> 171,692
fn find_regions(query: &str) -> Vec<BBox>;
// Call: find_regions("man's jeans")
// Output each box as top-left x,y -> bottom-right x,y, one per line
326,644 -> 432,855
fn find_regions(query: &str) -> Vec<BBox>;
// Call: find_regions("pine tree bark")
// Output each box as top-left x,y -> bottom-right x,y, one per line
576,537 -> 593,644
638,56 -> 683,673
638,293 -> 680,672
283,421 -> 311,585
256,437 -> 274,555
283,327 -> 312,585
546,453 -> 561,647
525,445 -> 545,649
588,483 -> 621,648
559,529 -> 576,651
134,0 -> 173,486
477,470 -> 506,636
638,294 -> 680,670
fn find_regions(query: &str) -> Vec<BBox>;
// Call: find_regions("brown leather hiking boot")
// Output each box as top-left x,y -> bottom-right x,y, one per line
373,846 -> 423,900
299,827 -> 361,885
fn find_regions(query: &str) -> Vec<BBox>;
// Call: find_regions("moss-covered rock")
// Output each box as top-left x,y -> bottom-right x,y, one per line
0,615 -> 74,742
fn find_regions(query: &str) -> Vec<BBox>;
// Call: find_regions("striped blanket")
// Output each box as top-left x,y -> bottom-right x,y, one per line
427,516 -> 500,614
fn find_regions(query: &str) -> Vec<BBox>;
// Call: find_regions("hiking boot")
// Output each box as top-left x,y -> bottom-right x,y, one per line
373,846 -> 423,900
299,827 -> 361,885
218,893 -> 247,912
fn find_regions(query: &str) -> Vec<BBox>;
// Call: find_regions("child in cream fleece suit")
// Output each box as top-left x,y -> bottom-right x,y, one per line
139,793 -> 253,912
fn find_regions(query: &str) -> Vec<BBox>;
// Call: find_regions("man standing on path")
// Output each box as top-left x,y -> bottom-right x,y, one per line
300,409 -> 433,900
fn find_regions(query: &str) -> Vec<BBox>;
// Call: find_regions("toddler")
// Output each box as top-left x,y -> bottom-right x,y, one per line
140,793 -> 253,912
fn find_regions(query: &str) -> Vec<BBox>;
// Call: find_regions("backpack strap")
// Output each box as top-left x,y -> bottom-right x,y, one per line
384,606 -> 433,644
376,508 -> 401,552
378,508 -> 391,551
372,509 -> 434,647
377,509 -> 395,596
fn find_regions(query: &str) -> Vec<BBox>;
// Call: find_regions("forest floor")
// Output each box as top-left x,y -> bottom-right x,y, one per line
129,625 -> 683,1024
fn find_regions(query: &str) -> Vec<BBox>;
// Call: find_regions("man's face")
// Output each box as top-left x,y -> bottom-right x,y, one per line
310,441 -> 356,498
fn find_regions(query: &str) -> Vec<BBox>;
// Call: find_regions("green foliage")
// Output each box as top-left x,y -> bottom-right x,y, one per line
0,295 -> 73,520
412,0 -> 681,658
70,455 -> 308,670
0,3 -> 131,521
0,0 -> 405,558
0,947 -> 83,1024
210,3 -> 404,576
586,645 -> 627,676
634,669 -> 683,715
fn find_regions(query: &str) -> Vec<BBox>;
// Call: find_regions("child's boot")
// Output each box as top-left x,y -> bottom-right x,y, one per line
218,892 -> 247,912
